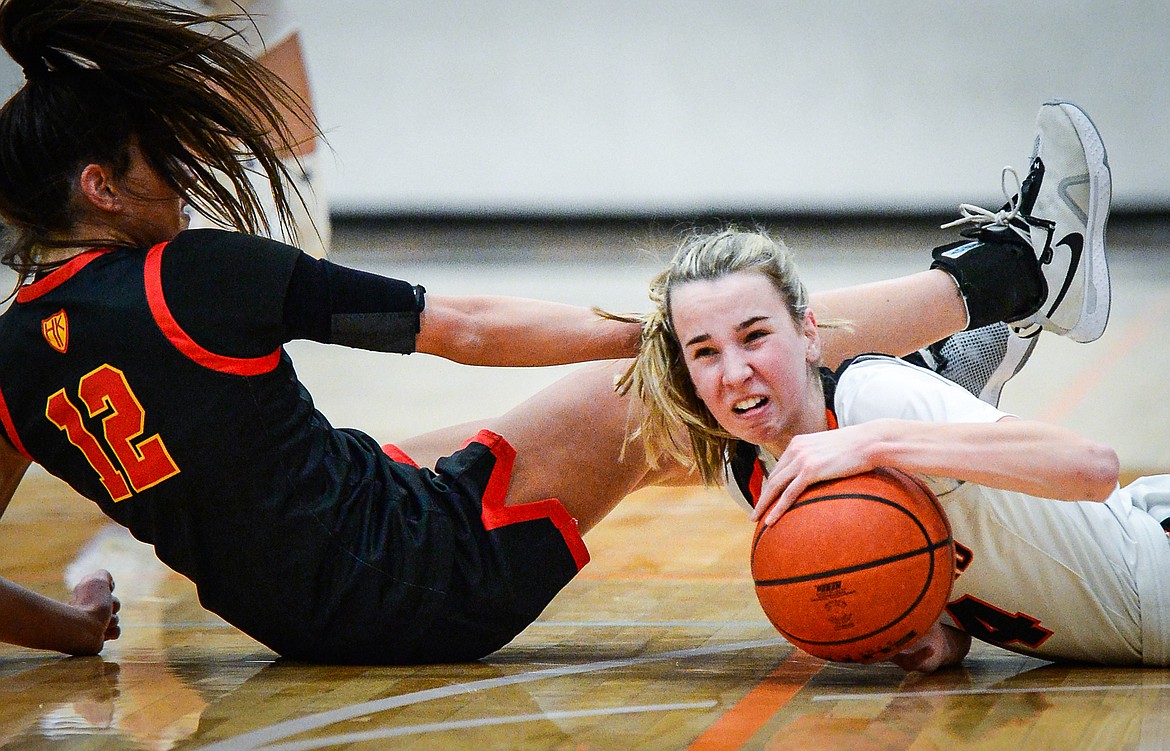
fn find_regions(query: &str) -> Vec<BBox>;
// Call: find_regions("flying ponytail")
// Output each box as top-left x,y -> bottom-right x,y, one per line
0,0 -> 319,280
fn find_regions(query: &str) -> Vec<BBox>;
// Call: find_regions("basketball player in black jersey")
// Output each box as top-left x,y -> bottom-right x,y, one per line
0,0 -> 1068,661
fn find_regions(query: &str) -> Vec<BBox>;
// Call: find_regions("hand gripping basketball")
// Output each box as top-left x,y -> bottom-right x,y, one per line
751,467 -> 955,663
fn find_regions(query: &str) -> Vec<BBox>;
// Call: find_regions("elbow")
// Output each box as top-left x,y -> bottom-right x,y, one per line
1083,442 -> 1121,501
441,328 -> 489,365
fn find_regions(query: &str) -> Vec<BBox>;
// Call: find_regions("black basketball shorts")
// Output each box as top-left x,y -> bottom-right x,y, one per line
378,429 -> 589,662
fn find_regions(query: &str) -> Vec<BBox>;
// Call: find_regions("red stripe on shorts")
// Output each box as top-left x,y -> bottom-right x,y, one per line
381,443 -> 420,468
467,429 -> 590,572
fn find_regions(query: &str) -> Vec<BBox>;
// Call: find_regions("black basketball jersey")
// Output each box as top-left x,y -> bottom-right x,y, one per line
0,230 -> 453,659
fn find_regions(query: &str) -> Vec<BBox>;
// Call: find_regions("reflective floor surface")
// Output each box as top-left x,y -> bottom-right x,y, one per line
1,218 -> 1168,750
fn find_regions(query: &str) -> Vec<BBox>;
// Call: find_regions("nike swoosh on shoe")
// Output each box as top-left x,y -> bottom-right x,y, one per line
1044,232 -> 1084,319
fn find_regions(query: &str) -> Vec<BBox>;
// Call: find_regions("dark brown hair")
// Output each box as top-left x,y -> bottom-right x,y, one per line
0,0 -> 319,281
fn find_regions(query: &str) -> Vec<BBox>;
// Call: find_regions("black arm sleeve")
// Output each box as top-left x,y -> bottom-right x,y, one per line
283,253 -> 426,354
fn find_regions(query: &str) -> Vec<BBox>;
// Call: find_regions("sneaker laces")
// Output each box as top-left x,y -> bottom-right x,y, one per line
940,166 -> 1030,243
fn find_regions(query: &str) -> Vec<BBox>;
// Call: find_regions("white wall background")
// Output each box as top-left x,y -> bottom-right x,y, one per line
3,1 -> 1167,216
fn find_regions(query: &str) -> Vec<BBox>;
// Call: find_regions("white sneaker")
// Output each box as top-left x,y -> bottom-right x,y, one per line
941,100 -> 1111,343
1012,100 -> 1111,342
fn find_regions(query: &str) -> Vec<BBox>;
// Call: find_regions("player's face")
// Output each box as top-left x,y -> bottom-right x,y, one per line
671,271 -> 823,452
117,145 -> 190,245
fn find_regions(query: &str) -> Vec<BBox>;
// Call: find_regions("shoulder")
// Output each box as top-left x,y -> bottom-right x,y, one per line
834,354 -> 1011,427
161,229 -> 302,287
166,228 -> 301,261
837,354 -> 953,393
834,354 -> 945,405
155,230 -> 304,351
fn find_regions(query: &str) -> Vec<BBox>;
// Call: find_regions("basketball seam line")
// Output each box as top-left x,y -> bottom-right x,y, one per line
753,538 -> 952,587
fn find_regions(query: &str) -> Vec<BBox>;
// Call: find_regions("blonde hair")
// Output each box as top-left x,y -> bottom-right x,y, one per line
614,227 -> 840,485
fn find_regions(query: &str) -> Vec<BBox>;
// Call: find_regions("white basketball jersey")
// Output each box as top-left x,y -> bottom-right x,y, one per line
727,355 -> 1170,665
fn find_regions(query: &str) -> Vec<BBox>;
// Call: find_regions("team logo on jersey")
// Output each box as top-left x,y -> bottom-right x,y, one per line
42,309 -> 69,354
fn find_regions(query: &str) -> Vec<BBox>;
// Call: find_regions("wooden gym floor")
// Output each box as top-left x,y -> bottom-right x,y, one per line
1,218 -> 1168,750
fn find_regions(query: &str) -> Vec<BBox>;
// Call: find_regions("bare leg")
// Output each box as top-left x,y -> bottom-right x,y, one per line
399,361 -> 694,534
397,268 -> 971,533
812,269 -> 966,368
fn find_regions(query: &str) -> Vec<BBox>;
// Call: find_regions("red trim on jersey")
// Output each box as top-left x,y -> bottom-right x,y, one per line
15,249 -> 114,303
467,429 -> 590,572
144,241 -> 281,376
0,386 -> 31,460
380,443 -> 420,468
747,461 -> 764,506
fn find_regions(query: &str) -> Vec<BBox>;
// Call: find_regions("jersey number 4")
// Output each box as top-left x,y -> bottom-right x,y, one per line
45,364 -> 180,502
947,594 -> 1054,649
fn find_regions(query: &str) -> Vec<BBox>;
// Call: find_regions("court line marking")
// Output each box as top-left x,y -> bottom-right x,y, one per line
685,650 -> 824,751
194,637 -> 786,751
121,622 -> 237,629
256,701 -> 718,751
124,620 -> 772,630
811,682 -> 1170,702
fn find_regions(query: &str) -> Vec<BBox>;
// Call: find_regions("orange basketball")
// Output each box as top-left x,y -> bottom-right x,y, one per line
751,467 -> 954,663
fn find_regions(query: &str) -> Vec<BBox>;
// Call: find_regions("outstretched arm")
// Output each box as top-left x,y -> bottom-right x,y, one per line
409,261 -> 961,368
417,295 -> 642,366
754,416 -> 1119,525
279,255 -> 642,366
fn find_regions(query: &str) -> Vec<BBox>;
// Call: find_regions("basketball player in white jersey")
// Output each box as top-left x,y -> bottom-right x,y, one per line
624,101 -> 1170,672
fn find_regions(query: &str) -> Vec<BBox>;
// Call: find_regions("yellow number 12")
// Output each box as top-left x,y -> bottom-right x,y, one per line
46,364 -> 180,502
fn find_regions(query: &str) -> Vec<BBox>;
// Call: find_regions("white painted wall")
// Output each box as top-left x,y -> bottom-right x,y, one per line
3,1 -> 1167,215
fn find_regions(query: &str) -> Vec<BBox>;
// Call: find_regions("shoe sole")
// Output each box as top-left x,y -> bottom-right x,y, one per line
978,331 -> 1038,406
1046,99 -> 1112,343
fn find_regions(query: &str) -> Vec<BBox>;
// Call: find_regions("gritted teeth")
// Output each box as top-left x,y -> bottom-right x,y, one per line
733,396 -> 766,413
